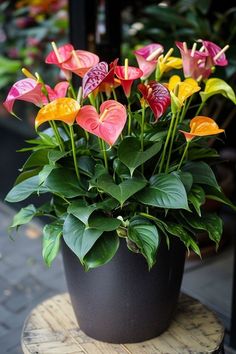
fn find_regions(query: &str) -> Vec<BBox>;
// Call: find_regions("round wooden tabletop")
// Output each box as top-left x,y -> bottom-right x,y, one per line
21,292 -> 224,354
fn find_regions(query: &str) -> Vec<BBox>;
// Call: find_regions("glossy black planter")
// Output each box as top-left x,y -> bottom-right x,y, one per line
62,236 -> 186,343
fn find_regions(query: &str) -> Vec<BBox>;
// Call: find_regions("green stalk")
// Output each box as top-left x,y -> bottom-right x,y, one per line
69,125 -> 80,181
195,101 -> 205,116
69,79 -> 77,99
165,110 -> 181,173
158,113 -> 176,173
100,139 -> 108,170
140,104 -> 146,152
177,141 -> 190,170
127,101 -> 132,136
112,88 -> 118,101
49,121 -> 64,152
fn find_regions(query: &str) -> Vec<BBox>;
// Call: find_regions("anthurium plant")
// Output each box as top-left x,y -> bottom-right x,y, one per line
4,40 -> 236,270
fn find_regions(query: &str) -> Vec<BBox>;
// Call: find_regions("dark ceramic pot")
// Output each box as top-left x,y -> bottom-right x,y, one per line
62,236 -> 186,343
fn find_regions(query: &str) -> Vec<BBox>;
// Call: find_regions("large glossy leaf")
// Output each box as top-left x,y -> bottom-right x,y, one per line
183,161 -> 220,190
44,168 -> 86,198
42,221 -> 62,267
136,174 -> 189,210
172,171 -> 193,193
63,214 -> 103,263
22,149 -> 50,171
200,78 -> 236,104
83,232 -> 120,270
9,204 -> 36,229
128,219 -> 159,269
183,213 -> 223,246
95,174 -> 147,206
118,137 -> 162,176
89,214 -> 121,231
204,185 -> 236,212
188,185 -> 205,216
5,176 -> 47,203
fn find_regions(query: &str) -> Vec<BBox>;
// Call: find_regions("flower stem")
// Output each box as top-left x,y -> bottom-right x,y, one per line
69,125 -> 80,181
140,103 -> 146,152
50,121 -> 64,152
195,101 -> 205,116
112,88 -> 117,101
128,101 -> 132,135
69,79 -> 77,99
100,139 -> 108,170
177,141 -> 190,170
165,110 -> 181,172
158,112 -> 176,173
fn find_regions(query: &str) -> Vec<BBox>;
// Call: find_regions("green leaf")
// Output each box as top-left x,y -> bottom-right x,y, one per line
183,213 -> 223,246
14,168 -> 42,185
68,198 -> 119,225
21,149 -> 50,171
42,221 -> 62,267
204,185 -> 236,211
44,168 -> 86,198
95,174 -> 147,206
9,204 -> 36,229
172,171 -> 193,193
136,174 -> 189,210
63,214 -> 103,263
89,214 -> 121,231
5,176 -> 45,203
48,150 -> 68,164
128,220 -> 160,269
38,165 -> 55,185
78,156 -> 95,177
188,147 -> 219,160
118,137 -> 162,176
183,161 -> 220,190
83,232 -> 120,270
188,185 -> 205,216
200,78 -> 236,104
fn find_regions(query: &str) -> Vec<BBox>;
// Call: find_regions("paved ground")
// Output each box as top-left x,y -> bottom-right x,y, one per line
0,201 -> 235,353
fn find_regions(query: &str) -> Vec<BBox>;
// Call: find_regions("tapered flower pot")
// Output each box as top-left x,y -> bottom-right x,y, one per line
62,236 -> 186,344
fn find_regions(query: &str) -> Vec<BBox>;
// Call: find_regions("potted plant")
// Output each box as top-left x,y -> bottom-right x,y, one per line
3,40 -> 236,343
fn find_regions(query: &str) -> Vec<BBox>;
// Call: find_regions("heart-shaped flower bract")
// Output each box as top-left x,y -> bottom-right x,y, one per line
45,43 -> 74,68
41,81 -> 69,105
3,78 -> 43,113
201,40 -> 228,67
115,65 -> 143,97
35,97 -> 80,129
76,100 -> 127,146
138,81 -> 170,121
82,59 -> 118,98
134,43 -> 164,80
62,50 -> 99,77
180,116 -> 224,141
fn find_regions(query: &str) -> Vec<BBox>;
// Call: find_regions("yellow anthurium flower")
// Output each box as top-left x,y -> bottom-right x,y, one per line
159,56 -> 182,74
167,75 -> 201,108
35,97 -> 80,129
180,116 -> 224,141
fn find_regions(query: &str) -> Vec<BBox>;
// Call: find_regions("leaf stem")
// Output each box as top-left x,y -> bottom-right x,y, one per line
69,125 -> 80,181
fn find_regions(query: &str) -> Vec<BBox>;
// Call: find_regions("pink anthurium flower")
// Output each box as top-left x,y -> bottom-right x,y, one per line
134,43 -> 164,80
76,100 -> 127,146
115,63 -> 143,97
45,43 -> 74,68
201,40 -> 228,67
138,81 -> 170,121
82,59 -> 118,98
62,50 -> 99,78
3,78 -> 43,113
41,81 -> 69,104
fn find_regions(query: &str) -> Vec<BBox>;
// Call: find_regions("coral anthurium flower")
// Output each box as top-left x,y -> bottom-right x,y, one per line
35,97 -> 80,129
180,116 -> 224,141
82,59 -> 118,98
76,100 -> 127,146
167,75 -> 200,106
62,50 -> 99,78
115,61 -> 143,97
41,81 -> 69,104
45,43 -> 74,68
134,43 -> 164,80
3,78 -> 43,113
138,81 -> 170,121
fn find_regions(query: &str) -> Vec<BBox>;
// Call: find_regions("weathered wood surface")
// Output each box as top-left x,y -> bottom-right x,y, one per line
21,292 -> 224,354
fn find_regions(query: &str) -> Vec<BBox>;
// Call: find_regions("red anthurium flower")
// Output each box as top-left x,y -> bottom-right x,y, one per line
134,43 -> 164,79
62,50 -> 99,78
76,100 -> 127,146
138,81 -> 170,121
3,78 -> 43,113
82,59 -> 118,98
180,116 -> 224,142
41,81 -> 69,104
45,43 -> 74,68
115,64 -> 143,97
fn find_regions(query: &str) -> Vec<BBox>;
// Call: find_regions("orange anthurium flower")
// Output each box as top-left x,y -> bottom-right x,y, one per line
35,97 -> 80,129
180,116 -> 224,141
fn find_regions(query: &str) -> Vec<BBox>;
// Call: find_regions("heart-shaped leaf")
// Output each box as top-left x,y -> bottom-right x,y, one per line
136,174 -> 189,210
63,214 -> 103,263
35,97 -> 80,129
200,78 -> 236,104
76,100 -> 127,145
183,161 -> 220,190
9,204 -> 36,229
118,137 -> 162,176
95,174 -> 147,206
5,176 -> 47,202
42,221 -> 62,267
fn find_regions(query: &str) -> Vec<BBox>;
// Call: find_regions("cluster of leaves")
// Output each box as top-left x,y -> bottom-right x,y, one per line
5,108 -> 235,270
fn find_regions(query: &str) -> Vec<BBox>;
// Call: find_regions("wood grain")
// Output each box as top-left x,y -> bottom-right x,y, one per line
21,293 -> 224,354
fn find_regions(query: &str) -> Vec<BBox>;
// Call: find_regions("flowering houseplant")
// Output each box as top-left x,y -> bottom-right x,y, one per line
3,40 -> 236,272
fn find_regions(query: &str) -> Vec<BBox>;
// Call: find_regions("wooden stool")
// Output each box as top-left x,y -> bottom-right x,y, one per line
21,293 -> 225,354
